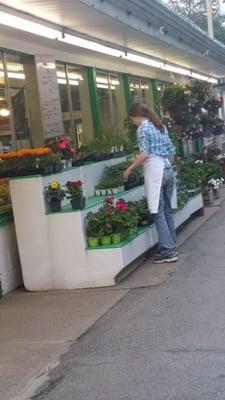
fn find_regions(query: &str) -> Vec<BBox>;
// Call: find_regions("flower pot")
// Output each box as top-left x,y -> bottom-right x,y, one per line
88,237 -> 99,248
54,163 -> 64,173
70,197 -> 86,210
202,187 -> 214,206
111,233 -> 122,245
61,160 -> 66,169
139,176 -> 144,185
128,227 -> 138,237
213,188 -> 220,200
66,159 -> 72,168
95,189 -> 101,196
100,236 -> 112,246
106,188 -> 113,195
112,187 -> 119,194
49,198 -> 61,212
40,165 -> 54,175
124,181 -> 139,191
100,189 -> 106,196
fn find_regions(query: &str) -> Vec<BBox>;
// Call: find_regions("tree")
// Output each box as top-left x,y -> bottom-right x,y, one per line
165,0 -> 225,44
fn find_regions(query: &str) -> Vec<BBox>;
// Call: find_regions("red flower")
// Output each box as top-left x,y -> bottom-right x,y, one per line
104,197 -> 114,205
105,209 -> 113,216
116,200 -> 128,211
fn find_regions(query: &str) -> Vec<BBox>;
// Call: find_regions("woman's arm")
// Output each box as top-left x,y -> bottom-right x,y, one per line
123,152 -> 149,181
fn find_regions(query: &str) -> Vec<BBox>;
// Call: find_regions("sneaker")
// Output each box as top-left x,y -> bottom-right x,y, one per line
155,250 -> 178,257
154,251 -> 178,264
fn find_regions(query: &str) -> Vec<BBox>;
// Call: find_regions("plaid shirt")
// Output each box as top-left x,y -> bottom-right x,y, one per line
137,120 -> 175,168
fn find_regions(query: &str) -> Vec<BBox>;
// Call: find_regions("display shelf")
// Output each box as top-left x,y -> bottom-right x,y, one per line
10,168 -> 203,291
45,184 -> 145,215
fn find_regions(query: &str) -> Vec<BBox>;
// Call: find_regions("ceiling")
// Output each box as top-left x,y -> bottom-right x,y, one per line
1,0 -> 225,77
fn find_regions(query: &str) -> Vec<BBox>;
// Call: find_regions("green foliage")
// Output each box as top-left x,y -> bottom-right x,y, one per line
179,159 -> 221,189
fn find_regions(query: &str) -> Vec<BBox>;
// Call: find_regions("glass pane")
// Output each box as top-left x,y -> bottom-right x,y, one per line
56,63 -> 70,128
96,70 -> 111,129
0,86 -> 11,151
130,77 -> 141,104
140,79 -> 153,107
0,53 -> 12,151
67,64 -> 93,146
109,73 -> 126,128
6,53 -> 31,149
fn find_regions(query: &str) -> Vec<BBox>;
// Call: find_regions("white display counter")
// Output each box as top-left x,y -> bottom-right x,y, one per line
10,167 -> 203,291
0,208 -> 22,295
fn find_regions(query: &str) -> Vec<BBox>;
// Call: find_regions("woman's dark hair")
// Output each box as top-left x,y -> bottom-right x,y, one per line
129,103 -> 164,132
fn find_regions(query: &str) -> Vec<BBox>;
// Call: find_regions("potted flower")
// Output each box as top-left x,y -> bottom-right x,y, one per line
48,136 -> 75,168
44,180 -> 66,212
66,180 -> 86,210
86,211 -> 101,247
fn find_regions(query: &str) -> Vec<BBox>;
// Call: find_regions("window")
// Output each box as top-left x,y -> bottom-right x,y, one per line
129,76 -> 154,108
96,71 -> 126,130
56,62 -> 94,147
0,52 -> 31,151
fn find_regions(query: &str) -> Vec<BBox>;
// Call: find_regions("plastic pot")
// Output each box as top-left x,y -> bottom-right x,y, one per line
128,227 -> 138,237
111,233 -> 122,245
100,236 -> 112,246
70,197 -> 86,210
88,237 -> 99,248
49,198 -> 61,212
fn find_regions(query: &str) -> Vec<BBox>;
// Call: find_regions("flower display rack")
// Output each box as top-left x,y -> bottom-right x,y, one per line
10,165 -> 203,290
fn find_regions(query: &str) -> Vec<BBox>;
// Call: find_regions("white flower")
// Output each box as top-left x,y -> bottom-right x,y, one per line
195,160 -> 203,164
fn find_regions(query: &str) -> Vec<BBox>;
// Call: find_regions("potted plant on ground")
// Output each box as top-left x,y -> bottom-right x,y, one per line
44,180 -> 66,212
66,180 -> 86,210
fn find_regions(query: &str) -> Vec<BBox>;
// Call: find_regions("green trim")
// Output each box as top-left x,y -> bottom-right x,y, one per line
0,47 -> 28,57
193,138 -> 202,154
151,79 -> 160,115
46,184 -> 144,214
10,175 -> 41,180
122,74 -> 132,111
87,67 -> 101,139
0,209 -> 14,226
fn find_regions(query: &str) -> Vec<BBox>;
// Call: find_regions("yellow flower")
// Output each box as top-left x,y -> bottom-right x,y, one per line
50,180 -> 60,189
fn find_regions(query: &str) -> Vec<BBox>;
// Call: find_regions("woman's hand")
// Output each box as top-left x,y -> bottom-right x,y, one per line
123,167 -> 132,181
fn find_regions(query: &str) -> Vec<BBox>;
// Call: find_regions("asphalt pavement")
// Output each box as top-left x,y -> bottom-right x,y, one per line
31,200 -> 225,400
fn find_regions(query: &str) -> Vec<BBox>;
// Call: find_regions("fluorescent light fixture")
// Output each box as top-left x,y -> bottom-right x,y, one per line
8,72 -> 25,79
191,72 -> 208,81
163,64 -> 190,76
0,11 -> 61,39
60,34 -> 125,57
208,77 -> 218,83
97,83 -> 109,89
69,80 -> 79,86
57,71 -> 66,79
0,108 -> 9,117
57,78 -> 67,84
57,78 -> 79,85
68,73 -> 83,80
124,53 -> 164,68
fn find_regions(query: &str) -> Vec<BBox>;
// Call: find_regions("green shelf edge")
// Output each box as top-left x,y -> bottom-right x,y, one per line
45,185 -> 144,215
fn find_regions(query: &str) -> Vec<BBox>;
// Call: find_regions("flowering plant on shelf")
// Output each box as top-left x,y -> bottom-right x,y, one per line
44,180 -> 66,201
207,178 -> 224,190
48,136 -> 75,160
66,180 -> 83,199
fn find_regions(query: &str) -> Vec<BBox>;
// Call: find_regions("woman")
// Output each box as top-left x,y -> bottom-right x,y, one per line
123,103 -> 177,263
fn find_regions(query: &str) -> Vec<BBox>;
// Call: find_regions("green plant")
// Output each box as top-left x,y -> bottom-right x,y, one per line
44,180 -> 66,201
128,198 -> 152,226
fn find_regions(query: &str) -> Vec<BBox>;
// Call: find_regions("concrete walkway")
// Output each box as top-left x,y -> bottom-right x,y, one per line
32,199 -> 225,400
1,191 -> 225,400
